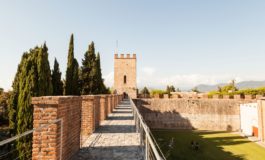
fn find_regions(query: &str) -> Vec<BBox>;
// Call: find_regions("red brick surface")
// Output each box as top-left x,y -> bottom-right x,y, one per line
32,95 -> 122,160
32,96 -> 81,160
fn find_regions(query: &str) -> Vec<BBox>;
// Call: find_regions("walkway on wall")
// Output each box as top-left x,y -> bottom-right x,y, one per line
72,99 -> 144,160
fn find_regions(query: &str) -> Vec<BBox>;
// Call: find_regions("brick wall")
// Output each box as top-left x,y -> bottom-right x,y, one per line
107,95 -> 112,116
32,94 -> 122,160
118,95 -> 123,104
32,96 -> 82,160
81,95 -> 99,143
99,95 -> 107,122
94,96 -> 100,129
112,95 -> 115,112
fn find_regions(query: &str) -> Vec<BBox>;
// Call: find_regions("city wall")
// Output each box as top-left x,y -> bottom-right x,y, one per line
31,94 -> 123,160
135,98 -> 254,131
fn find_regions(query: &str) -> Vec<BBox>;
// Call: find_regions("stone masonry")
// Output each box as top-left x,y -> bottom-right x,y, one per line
31,94 -> 123,160
72,99 -> 143,160
136,98 -> 244,131
114,54 -> 137,98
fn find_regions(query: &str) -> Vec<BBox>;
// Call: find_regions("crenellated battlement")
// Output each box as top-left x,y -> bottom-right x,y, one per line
114,53 -> 137,98
114,53 -> 136,59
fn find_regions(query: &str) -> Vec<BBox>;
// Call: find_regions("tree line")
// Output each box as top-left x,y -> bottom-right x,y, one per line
208,80 -> 265,98
139,85 -> 181,98
6,34 -> 109,159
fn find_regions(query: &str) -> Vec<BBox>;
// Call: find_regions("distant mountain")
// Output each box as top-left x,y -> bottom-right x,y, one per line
195,80 -> 265,92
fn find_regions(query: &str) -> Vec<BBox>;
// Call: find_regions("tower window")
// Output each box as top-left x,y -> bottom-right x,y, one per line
124,75 -> 127,84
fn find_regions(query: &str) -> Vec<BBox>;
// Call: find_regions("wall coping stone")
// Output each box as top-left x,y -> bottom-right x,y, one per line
32,96 -> 81,105
82,95 -> 100,100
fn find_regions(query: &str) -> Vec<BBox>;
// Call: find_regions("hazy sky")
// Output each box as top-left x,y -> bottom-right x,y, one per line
1,0 -> 265,90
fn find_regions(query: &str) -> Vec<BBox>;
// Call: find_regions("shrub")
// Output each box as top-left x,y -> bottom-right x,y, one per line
151,89 -> 167,97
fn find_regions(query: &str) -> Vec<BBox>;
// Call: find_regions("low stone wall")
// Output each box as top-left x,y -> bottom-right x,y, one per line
31,94 -> 123,160
135,99 -> 253,131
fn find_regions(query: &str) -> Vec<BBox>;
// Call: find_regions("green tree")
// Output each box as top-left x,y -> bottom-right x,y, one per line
80,42 -> 108,95
166,85 -> 176,94
8,44 -> 53,159
170,85 -> 176,92
150,89 -> 166,97
65,34 -> 80,95
0,88 -> 3,94
140,87 -> 150,98
217,86 -> 222,92
80,42 -> 96,94
95,53 -> 108,94
52,58 -> 63,95
191,87 -> 200,93
73,59 -> 80,95
37,43 -> 53,95
0,91 -> 10,124
220,80 -> 238,93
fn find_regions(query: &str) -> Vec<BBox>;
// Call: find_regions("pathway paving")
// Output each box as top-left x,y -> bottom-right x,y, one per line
72,99 -> 144,160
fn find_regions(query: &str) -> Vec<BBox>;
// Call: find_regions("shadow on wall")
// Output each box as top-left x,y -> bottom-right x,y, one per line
134,99 -> 236,131
135,99 -> 194,130
145,109 -> 194,130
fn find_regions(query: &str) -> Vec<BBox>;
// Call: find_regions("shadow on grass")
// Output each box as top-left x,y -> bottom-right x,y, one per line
134,99 -> 247,159
152,130 -> 246,160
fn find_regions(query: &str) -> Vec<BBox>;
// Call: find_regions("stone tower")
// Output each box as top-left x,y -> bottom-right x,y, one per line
114,54 -> 137,98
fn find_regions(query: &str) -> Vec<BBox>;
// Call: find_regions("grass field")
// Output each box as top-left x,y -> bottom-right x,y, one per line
152,130 -> 265,160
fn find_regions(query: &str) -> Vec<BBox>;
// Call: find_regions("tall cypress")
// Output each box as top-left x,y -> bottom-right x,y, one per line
73,59 -> 80,95
65,34 -> 79,95
37,43 -> 53,95
95,53 -> 107,94
80,42 -> 96,94
52,58 -> 63,95
8,44 -> 53,159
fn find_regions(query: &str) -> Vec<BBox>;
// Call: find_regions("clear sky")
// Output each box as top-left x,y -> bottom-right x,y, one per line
1,0 -> 265,91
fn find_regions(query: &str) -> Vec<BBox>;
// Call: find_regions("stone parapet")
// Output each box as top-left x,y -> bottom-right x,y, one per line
81,95 -> 100,143
31,94 -> 121,160
99,95 -> 108,122
32,96 -> 82,160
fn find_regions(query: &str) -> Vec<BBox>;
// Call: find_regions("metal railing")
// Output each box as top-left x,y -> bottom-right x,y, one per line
0,119 -> 63,160
129,98 -> 166,160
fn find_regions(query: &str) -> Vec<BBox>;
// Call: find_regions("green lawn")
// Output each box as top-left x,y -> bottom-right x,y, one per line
152,130 -> 265,160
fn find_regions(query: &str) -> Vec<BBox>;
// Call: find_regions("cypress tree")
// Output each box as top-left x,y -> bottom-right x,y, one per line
8,44 -> 53,159
80,42 -> 107,95
37,43 -> 53,95
140,87 -> 150,98
52,58 -> 63,95
80,42 -> 96,94
65,34 -> 80,95
73,59 -> 80,95
95,53 -> 108,94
